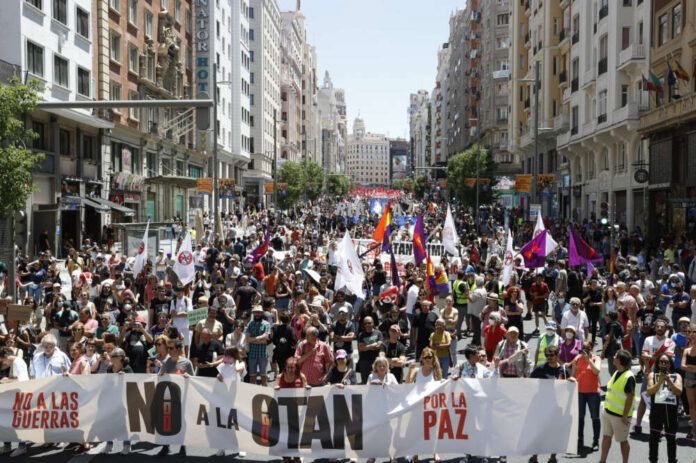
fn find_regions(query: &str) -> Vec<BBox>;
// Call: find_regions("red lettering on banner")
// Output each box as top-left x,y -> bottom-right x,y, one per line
9,392 -> 80,431
422,390 -> 468,441
423,411 -> 437,440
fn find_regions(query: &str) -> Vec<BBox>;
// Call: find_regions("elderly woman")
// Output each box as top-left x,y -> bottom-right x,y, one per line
367,356 -> 398,385
559,325 -> 583,364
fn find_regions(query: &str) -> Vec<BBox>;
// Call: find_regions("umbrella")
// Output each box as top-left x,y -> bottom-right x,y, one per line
304,268 -> 322,285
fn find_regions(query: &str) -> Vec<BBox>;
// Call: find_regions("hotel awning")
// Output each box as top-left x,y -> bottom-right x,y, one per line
89,197 -> 136,217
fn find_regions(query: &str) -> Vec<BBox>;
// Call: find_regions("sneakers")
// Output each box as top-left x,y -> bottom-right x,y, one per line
178,445 -> 187,457
157,445 -> 170,457
632,425 -> 642,435
10,447 -> 27,457
591,439 -> 599,451
103,442 -> 113,454
121,442 -> 131,455
216,450 -> 225,457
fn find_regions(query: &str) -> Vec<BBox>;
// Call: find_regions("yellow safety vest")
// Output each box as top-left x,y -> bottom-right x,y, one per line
498,281 -> 504,306
453,279 -> 468,305
605,370 -> 635,416
536,334 -> 560,366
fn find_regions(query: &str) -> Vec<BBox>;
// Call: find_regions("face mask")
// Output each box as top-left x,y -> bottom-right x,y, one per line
558,299 -> 565,304
565,332 -> 574,340
546,329 -> 555,336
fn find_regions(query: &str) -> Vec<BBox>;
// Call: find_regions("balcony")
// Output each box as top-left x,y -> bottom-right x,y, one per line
524,32 -> 530,44
599,4 -> 608,20
572,31 -> 579,44
597,57 -> 608,75
597,113 -> 607,125
554,112 -> 570,132
559,29 -> 567,43
570,125 -> 579,136
617,43 -> 646,71
571,77 -> 579,92
613,101 -> 648,122
563,87 -> 571,102
559,70 -> 567,85
582,68 -> 596,89
520,131 -> 533,147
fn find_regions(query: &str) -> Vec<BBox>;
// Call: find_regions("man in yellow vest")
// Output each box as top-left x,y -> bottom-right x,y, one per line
600,349 -> 635,463
534,321 -> 561,367
452,270 -> 469,338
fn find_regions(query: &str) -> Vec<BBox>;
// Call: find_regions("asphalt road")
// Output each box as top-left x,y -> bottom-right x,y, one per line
6,294 -> 696,463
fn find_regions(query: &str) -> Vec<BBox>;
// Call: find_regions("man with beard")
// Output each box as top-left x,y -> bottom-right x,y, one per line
245,305 -> 271,385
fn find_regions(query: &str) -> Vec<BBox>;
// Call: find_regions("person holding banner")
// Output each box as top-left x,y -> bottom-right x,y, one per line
169,284 -> 193,356
405,347 -> 443,463
157,339 -> 192,457
0,346 -> 29,457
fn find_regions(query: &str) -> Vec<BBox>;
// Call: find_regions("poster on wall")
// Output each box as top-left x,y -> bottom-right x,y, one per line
391,155 -> 408,180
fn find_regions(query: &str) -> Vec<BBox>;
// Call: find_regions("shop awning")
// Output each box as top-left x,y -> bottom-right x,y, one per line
90,197 -> 136,217
145,175 -> 198,189
82,196 -> 110,213
42,108 -> 114,130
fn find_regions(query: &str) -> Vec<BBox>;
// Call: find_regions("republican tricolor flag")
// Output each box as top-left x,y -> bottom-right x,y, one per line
412,214 -> 426,266
248,223 -> 270,263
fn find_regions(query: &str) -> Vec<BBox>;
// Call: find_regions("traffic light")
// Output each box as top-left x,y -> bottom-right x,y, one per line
14,210 -> 27,254
600,201 -> 609,225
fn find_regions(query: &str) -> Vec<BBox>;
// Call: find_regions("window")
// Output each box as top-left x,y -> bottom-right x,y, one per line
186,9 -> 191,34
249,29 -> 254,40
27,41 -> 44,76
496,14 -> 508,26
77,67 -> 90,96
53,0 -> 67,24
128,0 -> 137,27
32,121 -> 45,149
249,50 -> 254,62
175,0 -> 181,23
147,151 -> 157,175
598,90 -> 607,117
110,81 -> 121,100
145,10 -> 153,37
248,6 -> 254,18
58,129 -> 70,155
53,55 -> 68,87
27,0 -> 42,9
658,14 -> 668,46
109,0 -> 119,10
110,32 -> 121,62
83,136 -> 94,161
638,21 -> 644,45
621,85 -> 629,107
129,91 -> 139,119
76,8 -> 89,38
622,27 -> 630,50
128,44 -> 139,73
672,4 -> 682,38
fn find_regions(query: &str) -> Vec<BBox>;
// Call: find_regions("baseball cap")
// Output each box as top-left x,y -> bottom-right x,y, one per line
390,324 -> 401,332
507,326 -> 519,334
545,321 -> 557,330
679,317 -> 691,324
335,349 -> 348,360
338,307 -> 349,315
251,305 -> 264,313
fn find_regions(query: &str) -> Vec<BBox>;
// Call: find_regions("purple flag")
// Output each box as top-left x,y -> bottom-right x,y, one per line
520,230 -> 547,268
390,244 -> 401,287
568,227 -> 603,267
248,223 -> 270,264
413,215 -> 426,266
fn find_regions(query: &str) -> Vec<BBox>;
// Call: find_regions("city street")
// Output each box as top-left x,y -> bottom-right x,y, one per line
8,303 -> 696,463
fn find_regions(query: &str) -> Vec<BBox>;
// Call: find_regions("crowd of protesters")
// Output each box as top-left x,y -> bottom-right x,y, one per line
0,196 -> 695,463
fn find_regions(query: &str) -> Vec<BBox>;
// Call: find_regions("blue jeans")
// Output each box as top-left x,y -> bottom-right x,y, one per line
27,283 -> 42,304
578,392 -> 601,443
438,356 -> 450,378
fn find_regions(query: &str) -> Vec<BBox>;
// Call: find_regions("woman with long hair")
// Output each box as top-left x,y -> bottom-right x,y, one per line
646,354 -> 682,463
405,347 -> 442,463
680,324 -> 696,440
274,357 -> 309,463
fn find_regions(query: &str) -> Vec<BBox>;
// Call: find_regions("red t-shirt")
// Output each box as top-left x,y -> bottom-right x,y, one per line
277,373 -> 303,388
530,282 -> 549,305
484,324 -> 507,353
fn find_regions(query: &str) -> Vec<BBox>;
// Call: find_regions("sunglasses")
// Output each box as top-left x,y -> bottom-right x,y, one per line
167,346 -> 178,351
422,356 -> 434,360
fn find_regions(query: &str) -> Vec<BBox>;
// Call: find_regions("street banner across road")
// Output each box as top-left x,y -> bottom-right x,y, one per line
0,376 -> 577,458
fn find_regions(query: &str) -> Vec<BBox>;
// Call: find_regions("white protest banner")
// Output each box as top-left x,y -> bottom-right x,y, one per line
0,376 -> 577,458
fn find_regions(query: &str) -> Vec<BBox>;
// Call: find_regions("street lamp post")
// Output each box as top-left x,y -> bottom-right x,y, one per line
273,109 -> 278,209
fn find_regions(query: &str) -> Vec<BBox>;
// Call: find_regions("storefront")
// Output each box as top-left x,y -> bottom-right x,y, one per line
109,173 -> 145,223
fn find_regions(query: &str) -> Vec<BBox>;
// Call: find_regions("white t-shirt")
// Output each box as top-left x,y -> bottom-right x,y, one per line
10,357 -> 29,382
406,285 -> 420,315
217,361 -> 246,381
560,310 -> 590,341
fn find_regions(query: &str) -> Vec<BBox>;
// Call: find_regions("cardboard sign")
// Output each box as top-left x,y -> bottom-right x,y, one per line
6,305 -> 33,322
187,308 -> 208,326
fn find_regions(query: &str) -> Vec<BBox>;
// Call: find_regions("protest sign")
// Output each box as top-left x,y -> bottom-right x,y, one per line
187,308 -> 208,326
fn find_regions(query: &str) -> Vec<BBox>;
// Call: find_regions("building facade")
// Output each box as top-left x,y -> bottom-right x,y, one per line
279,8 -> 302,164
408,90 -> 430,175
431,42 -> 450,168
317,71 -> 346,175
639,0 -> 696,239
0,0 -> 115,256
246,0 -> 281,208
346,118 -> 390,186
556,0 -> 650,230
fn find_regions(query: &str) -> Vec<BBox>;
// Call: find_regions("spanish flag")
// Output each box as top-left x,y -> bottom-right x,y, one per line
371,201 -> 391,246
673,60 -> 690,82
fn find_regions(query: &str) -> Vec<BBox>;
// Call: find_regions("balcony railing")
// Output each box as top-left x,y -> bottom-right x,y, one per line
599,4 -> 608,20
597,113 -> 607,124
571,125 -> 578,136
571,77 -> 579,92
559,70 -> 567,83
572,31 -> 579,44
524,98 -> 530,109
559,29 -> 567,42
618,43 -> 646,67
598,57 -> 608,75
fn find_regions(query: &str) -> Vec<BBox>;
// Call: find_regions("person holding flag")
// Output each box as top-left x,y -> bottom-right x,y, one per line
412,215 -> 427,267
172,232 -> 195,287
132,221 -> 150,278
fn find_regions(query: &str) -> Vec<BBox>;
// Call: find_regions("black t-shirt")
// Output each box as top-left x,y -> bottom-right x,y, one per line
380,341 -> 406,383
638,308 -> 662,335
357,329 -> 383,365
606,370 -> 636,416
584,288 -> 603,312
271,324 -> 297,359
332,320 -> 354,354
414,311 -> 439,349
235,285 -> 257,314
150,296 -> 172,317
206,247 -> 220,267
194,340 -> 224,377
106,365 -> 134,374
530,363 -> 568,380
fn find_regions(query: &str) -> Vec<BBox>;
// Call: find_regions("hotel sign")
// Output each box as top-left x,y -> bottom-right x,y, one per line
194,0 -> 212,94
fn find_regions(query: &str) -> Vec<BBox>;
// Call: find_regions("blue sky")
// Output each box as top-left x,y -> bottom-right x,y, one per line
277,0 -> 465,139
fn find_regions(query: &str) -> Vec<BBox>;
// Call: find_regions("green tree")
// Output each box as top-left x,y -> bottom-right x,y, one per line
413,176 -> 429,199
326,174 -> 350,197
447,144 -> 496,207
302,160 -> 324,201
0,79 -> 42,217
